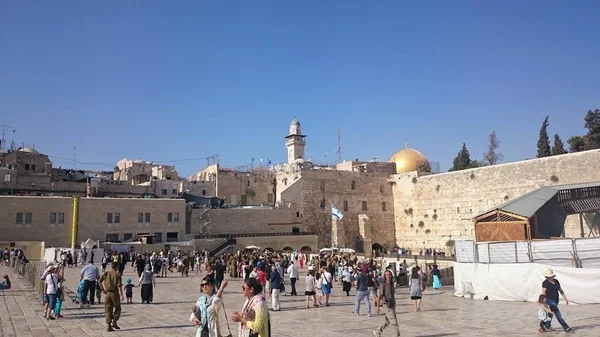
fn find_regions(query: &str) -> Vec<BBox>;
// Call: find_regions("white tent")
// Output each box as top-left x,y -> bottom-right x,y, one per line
319,247 -> 336,252
81,238 -> 98,250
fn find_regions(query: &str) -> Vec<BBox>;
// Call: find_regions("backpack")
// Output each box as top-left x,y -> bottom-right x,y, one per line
366,273 -> 375,287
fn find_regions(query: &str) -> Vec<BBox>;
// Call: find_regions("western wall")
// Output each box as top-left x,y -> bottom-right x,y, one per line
280,169 -> 396,249
390,149 -> 600,251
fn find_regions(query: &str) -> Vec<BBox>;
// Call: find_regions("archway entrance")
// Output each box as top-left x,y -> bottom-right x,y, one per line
372,243 -> 384,256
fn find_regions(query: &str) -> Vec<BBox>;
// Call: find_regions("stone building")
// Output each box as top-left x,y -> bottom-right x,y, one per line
0,148 -> 182,198
0,147 -> 52,175
336,160 -> 395,174
285,118 -> 306,164
273,118 -> 600,254
186,164 -> 276,206
113,158 -> 179,185
279,169 -> 395,250
0,196 -> 186,247
3,119 -> 600,255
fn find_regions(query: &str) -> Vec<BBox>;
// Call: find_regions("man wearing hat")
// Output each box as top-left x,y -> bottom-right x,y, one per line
541,268 -> 572,332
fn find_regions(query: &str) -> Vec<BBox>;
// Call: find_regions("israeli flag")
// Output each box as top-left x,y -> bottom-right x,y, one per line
331,205 -> 344,220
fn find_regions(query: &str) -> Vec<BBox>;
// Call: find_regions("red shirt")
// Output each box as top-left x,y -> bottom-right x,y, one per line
258,271 -> 267,285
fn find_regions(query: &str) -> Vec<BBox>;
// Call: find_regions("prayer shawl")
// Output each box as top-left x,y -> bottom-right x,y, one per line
239,293 -> 266,337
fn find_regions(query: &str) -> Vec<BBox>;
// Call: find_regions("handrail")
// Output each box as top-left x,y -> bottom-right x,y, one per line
193,232 -> 317,239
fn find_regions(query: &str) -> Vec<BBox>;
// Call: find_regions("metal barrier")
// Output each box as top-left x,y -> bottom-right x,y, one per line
454,237 -> 600,268
13,260 -> 47,296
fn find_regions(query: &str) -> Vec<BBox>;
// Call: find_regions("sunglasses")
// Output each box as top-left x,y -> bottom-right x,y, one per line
201,283 -> 210,287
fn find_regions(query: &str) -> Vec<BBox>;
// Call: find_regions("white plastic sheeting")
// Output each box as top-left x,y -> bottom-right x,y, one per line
454,262 -> 600,304
43,248 -> 104,264
454,238 -> 600,267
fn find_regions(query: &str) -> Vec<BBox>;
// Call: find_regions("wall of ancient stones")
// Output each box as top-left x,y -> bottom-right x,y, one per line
191,207 -> 306,235
390,150 -> 600,253
295,170 -> 395,250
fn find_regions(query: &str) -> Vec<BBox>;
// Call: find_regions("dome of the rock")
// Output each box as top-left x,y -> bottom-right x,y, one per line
389,146 -> 430,174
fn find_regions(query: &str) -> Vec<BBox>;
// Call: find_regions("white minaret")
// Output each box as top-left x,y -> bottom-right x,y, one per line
285,118 -> 306,164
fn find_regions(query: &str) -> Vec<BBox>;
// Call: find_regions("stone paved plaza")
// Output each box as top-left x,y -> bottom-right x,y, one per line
1,264 -> 600,336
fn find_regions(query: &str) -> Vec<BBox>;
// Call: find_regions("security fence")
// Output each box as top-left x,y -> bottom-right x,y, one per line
13,260 -> 47,296
454,237 -> 600,268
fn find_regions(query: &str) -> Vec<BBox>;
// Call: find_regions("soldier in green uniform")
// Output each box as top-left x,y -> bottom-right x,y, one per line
99,261 -> 124,332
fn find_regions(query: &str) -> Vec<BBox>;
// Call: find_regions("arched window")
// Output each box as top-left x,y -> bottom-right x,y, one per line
351,180 -> 356,190
320,181 -> 325,191
320,198 -> 326,210
380,185 -> 384,193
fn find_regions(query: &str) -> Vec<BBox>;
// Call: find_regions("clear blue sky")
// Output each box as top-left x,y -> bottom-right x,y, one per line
1,1 -> 599,176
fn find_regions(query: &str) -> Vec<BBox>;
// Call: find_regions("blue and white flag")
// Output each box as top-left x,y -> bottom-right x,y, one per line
331,205 -> 344,220
267,159 -> 272,165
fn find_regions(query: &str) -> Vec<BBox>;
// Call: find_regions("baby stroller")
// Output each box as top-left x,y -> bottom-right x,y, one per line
73,279 -> 85,305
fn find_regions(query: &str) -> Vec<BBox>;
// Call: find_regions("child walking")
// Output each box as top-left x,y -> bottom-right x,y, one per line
538,294 -> 554,332
305,269 -> 318,308
124,278 -> 135,304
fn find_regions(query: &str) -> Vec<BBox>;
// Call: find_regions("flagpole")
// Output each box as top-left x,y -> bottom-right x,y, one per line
330,202 -> 339,250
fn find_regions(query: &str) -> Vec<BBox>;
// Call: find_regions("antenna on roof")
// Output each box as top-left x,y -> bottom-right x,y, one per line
336,128 -> 342,164
0,124 -> 15,153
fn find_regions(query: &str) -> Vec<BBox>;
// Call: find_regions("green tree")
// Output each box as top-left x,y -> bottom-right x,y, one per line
551,134 -> 567,155
567,136 -> 585,152
450,143 -> 472,171
483,131 -> 503,165
536,116 -> 551,158
469,160 -> 482,168
584,109 -> 600,150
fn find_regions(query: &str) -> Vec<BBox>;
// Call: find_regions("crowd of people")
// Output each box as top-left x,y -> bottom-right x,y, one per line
3,245 -> 575,336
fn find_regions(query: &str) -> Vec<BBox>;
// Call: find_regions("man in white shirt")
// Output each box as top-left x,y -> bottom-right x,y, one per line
287,261 -> 299,296
80,260 -> 99,307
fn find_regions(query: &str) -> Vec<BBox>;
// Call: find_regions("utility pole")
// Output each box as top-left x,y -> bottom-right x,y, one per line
336,128 -> 342,164
73,147 -> 77,170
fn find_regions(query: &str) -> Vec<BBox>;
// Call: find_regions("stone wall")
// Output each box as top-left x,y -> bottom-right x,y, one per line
216,172 -> 275,206
289,170 -> 396,250
0,196 -> 73,247
390,150 -> 600,253
0,196 -> 187,247
188,164 -> 275,206
182,180 -> 215,197
191,207 -> 305,236
78,198 -> 187,246
0,173 -> 158,198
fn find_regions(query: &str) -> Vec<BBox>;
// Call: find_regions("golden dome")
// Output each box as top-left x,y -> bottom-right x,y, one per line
389,143 -> 430,174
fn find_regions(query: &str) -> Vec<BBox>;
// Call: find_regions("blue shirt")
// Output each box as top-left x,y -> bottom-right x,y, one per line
270,270 -> 282,290
81,264 -> 99,281
0,281 -> 5,290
